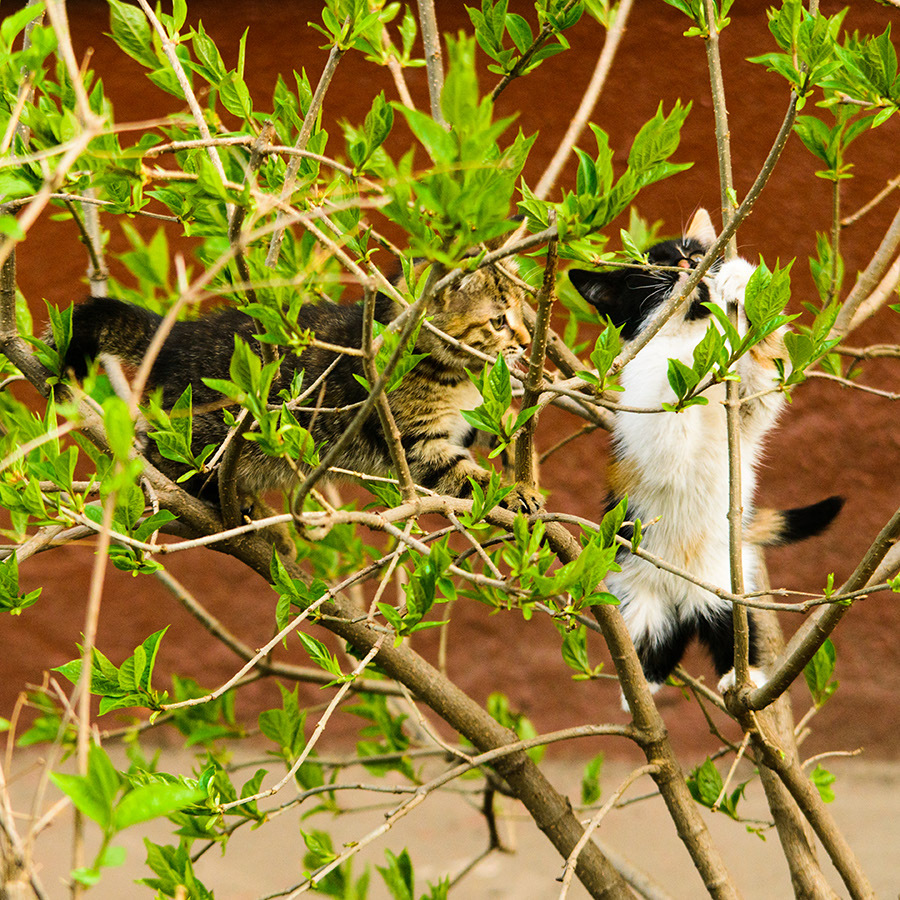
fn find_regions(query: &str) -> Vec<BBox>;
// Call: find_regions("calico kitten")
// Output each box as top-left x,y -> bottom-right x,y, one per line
570,209 -> 842,696
62,260 -> 541,514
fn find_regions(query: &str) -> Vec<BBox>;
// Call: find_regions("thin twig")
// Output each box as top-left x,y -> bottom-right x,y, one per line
557,763 -> 659,899
362,286 -> 416,500
840,173 -> 900,226
749,501 -> 900,711
740,713 -> 875,899
533,0 -> 634,200
281,723 -> 635,898
515,220 -> 557,488
265,40 -> 347,267
609,93 -> 798,377
153,566 -> 402,695
217,640 -> 385,812
491,0 -> 579,102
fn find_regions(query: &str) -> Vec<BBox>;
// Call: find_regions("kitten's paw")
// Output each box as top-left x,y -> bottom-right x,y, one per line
241,498 -> 296,559
717,666 -> 767,695
501,484 -> 544,514
714,258 -> 755,303
620,681 -> 661,713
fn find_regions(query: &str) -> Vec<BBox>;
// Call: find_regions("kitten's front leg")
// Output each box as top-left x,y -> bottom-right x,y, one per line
715,259 -> 787,430
737,327 -> 787,434
409,440 -> 543,513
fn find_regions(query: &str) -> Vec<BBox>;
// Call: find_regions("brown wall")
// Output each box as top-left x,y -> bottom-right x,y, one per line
5,1 -> 900,760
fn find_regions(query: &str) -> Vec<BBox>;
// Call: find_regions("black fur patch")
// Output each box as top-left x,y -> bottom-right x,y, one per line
696,607 -> 761,677
569,236 -> 719,339
634,620 -> 695,685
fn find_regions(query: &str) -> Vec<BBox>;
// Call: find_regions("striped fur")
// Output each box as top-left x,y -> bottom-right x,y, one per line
61,261 -> 540,512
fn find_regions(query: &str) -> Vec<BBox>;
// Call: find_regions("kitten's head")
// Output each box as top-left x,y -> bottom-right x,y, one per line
569,209 -> 720,340
421,261 -> 530,370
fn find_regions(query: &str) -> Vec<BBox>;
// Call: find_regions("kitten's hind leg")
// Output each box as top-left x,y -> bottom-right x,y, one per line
618,609 -> 694,712
697,607 -> 767,693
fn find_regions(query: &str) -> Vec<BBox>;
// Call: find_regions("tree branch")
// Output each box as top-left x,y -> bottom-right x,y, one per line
415,0 -> 445,124
264,40 -> 347,267
740,710 -> 875,899
515,224 -> 558,488
534,0 -> 634,200
832,201 -> 900,337
748,500 -> 900,710
610,93 -> 798,376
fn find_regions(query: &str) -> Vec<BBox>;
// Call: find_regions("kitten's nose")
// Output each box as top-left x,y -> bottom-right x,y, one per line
677,258 -> 691,268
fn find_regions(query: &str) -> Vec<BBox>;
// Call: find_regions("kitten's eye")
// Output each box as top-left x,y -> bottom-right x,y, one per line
689,252 -> 705,265
491,315 -> 507,331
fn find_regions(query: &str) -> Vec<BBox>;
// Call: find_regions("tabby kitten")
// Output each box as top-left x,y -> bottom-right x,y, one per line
570,209 -> 842,696
62,260 -> 541,513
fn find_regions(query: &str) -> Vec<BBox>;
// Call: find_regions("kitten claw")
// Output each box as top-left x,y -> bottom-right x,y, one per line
501,484 -> 544,514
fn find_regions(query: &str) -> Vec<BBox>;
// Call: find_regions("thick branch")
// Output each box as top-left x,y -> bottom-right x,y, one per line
832,201 -> 900,337
748,603 -> 838,899
741,709 -> 875,899
523,526 -> 740,898
415,0 -> 445,124
748,500 -> 900,710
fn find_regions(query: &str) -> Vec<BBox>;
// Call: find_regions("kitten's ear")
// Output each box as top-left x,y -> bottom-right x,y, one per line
685,208 -> 717,248
569,269 -> 628,324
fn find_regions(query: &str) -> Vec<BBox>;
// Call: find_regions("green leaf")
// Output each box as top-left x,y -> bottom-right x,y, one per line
296,632 -> 344,681
50,745 -> 121,830
377,848 -> 415,900
687,758 -> 723,809
258,684 -> 307,759
804,638 -> 838,707
560,625 -> 602,680
108,0 -> 158,69
574,147 -> 598,197
743,259 -> 792,329
687,758 -> 747,820
598,496 -> 627,549
396,106 -> 456,165
135,627 -> 168,692
0,554 -> 41,615
102,396 -> 135,462
362,91 -> 394,159
810,764 -> 836,803
114,782 -> 206,830
1,4 -> 45,47
627,101 -> 692,186
140,840 -> 214,899
505,13 -> 533,55
667,357 -> 699,401
191,21 -> 227,81
195,153 -> 230,202
581,753 -> 604,806
219,71 -> 253,120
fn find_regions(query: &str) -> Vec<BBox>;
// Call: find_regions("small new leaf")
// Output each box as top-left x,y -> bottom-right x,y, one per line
804,637 -> 838,707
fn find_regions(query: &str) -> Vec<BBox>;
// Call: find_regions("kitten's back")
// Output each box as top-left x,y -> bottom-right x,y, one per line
65,296 -> 163,379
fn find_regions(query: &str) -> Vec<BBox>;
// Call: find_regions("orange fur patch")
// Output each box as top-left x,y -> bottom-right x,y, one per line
744,507 -> 785,546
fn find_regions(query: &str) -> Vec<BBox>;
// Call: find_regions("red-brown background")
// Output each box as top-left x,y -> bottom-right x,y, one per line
5,1 -> 900,761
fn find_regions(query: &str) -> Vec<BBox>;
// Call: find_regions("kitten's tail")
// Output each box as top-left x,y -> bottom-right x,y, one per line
746,496 -> 845,547
62,296 -> 163,379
